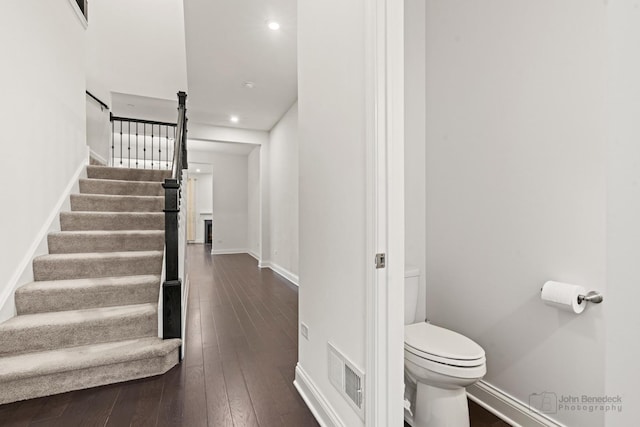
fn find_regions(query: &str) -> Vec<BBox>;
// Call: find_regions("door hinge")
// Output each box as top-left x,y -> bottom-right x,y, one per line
375,253 -> 386,269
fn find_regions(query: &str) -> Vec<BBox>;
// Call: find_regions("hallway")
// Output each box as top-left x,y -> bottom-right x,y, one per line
0,245 -> 317,426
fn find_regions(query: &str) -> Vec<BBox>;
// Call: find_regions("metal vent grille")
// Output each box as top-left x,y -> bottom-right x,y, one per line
345,364 -> 363,408
327,343 -> 365,419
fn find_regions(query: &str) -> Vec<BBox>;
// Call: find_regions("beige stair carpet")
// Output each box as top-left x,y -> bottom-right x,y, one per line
0,165 -> 181,405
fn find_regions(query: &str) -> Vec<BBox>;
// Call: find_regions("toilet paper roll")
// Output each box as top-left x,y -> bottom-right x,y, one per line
541,281 -> 586,314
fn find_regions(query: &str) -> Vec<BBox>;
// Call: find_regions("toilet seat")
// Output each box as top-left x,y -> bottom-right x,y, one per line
404,323 -> 485,367
405,347 -> 487,379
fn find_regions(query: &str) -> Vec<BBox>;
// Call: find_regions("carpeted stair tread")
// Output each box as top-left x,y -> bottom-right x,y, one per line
15,275 -> 161,314
0,337 -> 180,404
33,250 -> 163,281
0,337 -> 180,382
0,303 -> 158,357
79,178 -> 164,196
60,212 -> 164,231
47,230 -> 164,254
87,165 -> 171,182
70,194 -> 164,212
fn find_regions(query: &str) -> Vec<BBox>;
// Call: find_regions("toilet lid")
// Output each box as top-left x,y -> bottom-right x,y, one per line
404,323 -> 485,363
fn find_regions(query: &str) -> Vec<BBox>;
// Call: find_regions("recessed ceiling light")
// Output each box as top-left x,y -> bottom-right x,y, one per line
230,116 -> 239,123
196,169 -> 201,173
243,81 -> 255,89
268,21 -> 280,30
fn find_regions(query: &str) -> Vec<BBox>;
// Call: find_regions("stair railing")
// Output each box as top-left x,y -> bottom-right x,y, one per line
109,115 -> 177,170
162,92 -> 188,342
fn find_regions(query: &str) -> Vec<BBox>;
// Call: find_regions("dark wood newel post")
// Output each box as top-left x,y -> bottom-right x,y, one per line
162,178 -> 182,340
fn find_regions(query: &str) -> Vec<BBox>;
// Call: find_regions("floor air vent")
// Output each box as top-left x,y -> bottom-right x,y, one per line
328,343 -> 365,419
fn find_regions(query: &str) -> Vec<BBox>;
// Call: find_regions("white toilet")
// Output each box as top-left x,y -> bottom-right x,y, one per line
404,268 -> 486,427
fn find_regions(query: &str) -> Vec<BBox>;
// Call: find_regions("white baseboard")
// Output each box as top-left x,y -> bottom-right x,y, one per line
269,262 -> 299,286
88,148 -> 108,166
0,157 -> 87,322
294,364 -> 345,427
247,250 -> 260,262
467,381 -> 566,427
210,248 -> 248,255
258,260 -> 271,269
181,274 -> 190,360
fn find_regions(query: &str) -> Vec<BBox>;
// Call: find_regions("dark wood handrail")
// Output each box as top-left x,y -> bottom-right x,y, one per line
86,91 -> 109,111
110,114 -> 176,128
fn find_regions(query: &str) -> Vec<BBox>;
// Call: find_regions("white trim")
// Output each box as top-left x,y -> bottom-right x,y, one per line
210,248 -> 248,255
364,0 -> 405,425
66,0 -> 88,29
294,364 -> 345,427
258,260 -> 271,269
0,157 -> 87,322
247,250 -> 260,262
467,381 -> 566,427
268,262 -> 299,286
181,274 -> 190,360
89,148 -> 108,166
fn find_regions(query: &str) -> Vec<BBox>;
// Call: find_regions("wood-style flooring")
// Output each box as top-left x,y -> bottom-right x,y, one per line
0,244 -> 509,426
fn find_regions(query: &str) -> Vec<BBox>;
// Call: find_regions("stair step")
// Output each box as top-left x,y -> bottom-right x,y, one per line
60,212 -> 164,231
70,194 -> 163,212
15,275 -> 161,314
0,337 -> 180,404
79,178 -> 164,196
33,251 -> 163,281
48,230 -> 164,254
0,303 -> 158,357
87,165 -> 171,182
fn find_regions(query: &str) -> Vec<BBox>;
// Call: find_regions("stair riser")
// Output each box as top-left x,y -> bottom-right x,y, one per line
0,311 -> 157,357
0,348 -> 178,404
33,255 -> 163,281
60,213 -> 164,231
79,179 -> 164,196
48,233 -> 164,254
70,195 -> 163,212
15,283 -> 160,315
87,166 -> 171,182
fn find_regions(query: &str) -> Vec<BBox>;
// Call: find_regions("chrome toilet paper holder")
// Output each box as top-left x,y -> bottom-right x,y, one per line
577,291 -> 604,304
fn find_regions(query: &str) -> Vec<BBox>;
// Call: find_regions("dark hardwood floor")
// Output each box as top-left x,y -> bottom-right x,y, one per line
0,244 -> 509,426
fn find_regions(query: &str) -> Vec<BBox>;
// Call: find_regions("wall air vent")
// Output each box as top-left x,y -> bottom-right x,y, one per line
327,343 -> 365,419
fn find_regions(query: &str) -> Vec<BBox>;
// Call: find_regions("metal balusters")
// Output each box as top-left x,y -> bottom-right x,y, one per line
136,123 -> 139,168
143,123 -> 146,167
110,117 -> 177,170
119,122 -> 123,167
111,119 -> 115,166
151,125 -> 154,169
128,122 -> 131,168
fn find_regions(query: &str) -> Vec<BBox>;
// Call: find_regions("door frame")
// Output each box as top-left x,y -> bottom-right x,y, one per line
364,0 -> 405,425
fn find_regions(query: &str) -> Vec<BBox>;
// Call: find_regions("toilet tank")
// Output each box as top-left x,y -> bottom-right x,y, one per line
405,266 -> 420,325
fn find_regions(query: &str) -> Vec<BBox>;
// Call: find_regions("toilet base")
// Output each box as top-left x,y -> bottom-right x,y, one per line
409,381 -> 469,427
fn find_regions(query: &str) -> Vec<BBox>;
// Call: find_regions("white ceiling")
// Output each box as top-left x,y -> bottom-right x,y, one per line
183,0 -> 297,131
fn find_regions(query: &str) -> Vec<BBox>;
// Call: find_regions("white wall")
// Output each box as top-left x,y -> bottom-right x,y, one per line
190,173 -> 213,243
423,2 -> 606,426
189,151 -> 249,254
605,1 -> 640,425
404,0 -> 427,323
86,94 -> 111,163
85,0 -> 188,101
0,0 -> 87,319
267,102 -> 299,278
247,147 -> 261,258
297,1 -> 368,425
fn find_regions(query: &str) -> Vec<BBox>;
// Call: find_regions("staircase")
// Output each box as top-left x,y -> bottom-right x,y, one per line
0,165 -> 181,405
